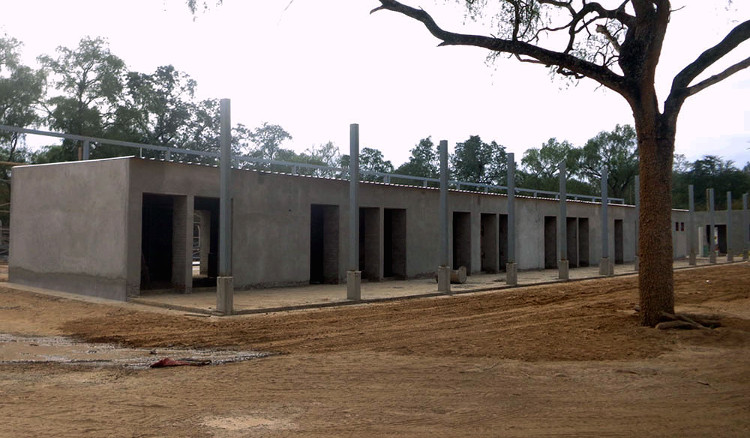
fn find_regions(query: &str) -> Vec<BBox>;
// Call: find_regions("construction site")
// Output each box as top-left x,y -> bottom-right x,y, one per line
0,122 -> 748,437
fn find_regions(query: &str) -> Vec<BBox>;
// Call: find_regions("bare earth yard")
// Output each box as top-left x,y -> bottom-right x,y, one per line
1,263 -> 748,437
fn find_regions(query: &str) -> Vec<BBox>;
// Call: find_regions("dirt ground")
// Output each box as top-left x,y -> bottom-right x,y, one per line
1,264 -> 748,437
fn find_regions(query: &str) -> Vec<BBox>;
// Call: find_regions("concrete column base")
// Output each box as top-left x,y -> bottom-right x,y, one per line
727,253 -> 734,262
347,270 -> 361,301
709,252 -> 717,264
558,259 -> 569,280
216,276 -> 234,315
688,252 -> 697,266
437,265 -> 451,293
599,258 -> 613,276
634,256 -> 639,272
505,262 -> 517,286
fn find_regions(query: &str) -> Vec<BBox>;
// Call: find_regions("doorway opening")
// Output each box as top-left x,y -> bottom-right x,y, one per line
452,212 -> 471,272
578,218 -> 590,267
384,208 -> 407,279
614,219 -> 624,264
481,213 -> 498,273
716,224 -> 727,255
193,197 -> 219,287
359,207 -> 380,281
566,217 -> 578,267
141,194 -> 174,291
544,216 -> 557,269
310,204 -> 339,284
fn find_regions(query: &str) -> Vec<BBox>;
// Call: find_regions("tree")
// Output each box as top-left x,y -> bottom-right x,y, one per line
246,122 -> 292,161
451,135 -> 506,187
303,141 -> 342,177
676,156 -> 750,210
38,37 -> 126,160
395,136 -> 439,179
371,0 -> 750,326
0,35 -> 45,226
110,65 -> 197,149
0,36 -> 45,163
340,146 -> 395,181
521,137 -> 587,193
306,142 -> 341,167
580,124 -> 639,203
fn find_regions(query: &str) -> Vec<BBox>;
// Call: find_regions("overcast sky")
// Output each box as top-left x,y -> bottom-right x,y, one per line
1,0 -> 748,167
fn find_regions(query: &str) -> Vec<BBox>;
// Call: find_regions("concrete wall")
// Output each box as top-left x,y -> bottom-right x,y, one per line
692,210 -> 748,256
10,157 -> 704,300
10,158 -> 131,300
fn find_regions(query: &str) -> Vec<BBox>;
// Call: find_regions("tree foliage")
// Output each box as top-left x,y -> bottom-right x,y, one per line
38,37 -> 126,160
341,147 -> 395,180
395,136 -> 439,179
580,124 -> 639,203
117,66 -> 196,144
451,135 -> 507,186
245,122 -> 292,160
0,35 -> 45,163
520,137 -> 585,193
672,155 -> 750,210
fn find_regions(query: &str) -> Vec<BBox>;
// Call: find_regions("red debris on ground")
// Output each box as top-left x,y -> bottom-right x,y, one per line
150,357 -> 209,368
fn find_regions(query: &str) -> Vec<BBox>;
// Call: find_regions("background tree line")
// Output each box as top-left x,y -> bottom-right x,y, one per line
1,34 -> 748,221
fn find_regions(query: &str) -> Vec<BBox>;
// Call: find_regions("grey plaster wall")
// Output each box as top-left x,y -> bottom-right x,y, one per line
692,210 -> 748,256
10,157 -> 699,301
10,158 -> 131,300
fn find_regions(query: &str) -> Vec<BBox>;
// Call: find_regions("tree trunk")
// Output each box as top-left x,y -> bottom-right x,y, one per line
635,112 -> 676,326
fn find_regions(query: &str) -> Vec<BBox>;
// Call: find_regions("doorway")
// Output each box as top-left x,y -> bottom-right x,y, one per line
310,204 -> 340,284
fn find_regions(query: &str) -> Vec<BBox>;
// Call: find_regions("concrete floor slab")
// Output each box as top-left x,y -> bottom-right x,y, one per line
128,258 -> 731,315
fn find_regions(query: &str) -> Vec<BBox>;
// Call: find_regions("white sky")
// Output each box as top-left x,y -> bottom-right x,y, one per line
1,0 -> 748,167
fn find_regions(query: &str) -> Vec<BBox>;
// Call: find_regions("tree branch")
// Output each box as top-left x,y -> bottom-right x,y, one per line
684,56 -> 750,97
371,0 -> 627,94
666,20 -> 750,115
597,24 -> 622,53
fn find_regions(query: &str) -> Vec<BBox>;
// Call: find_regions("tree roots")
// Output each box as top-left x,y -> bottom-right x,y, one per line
655,312 -> 722,330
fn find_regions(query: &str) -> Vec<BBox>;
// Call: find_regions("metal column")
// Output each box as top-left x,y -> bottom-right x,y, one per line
743,193 -> 749,261
688,184 -> 696,265
727,191 -> 733,262
437,140 -> 451,292
709,188 -> 716,263
506,153 -> 517,285
599,168 -> 612,275
347,123 -> 361,300
558,161 -> 568,280
216,98 -> 233,315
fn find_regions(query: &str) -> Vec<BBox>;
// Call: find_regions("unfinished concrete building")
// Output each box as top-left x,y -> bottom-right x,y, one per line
9,156 -> 706,301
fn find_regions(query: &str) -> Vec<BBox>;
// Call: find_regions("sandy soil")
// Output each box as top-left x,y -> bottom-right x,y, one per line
0,263 -> 748,437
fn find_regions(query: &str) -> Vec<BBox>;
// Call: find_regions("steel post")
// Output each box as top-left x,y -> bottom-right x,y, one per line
743,193 -> 748,261
437,140 -> 451,292
708,188 -> 716,263
599,168 -> 611,275
558,161 -> 568,280
688,184 -> 696,265
217,98 -> 233,315
506,153 -> 517,285
727,191 -> 733,262
347,124 -> 361,300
